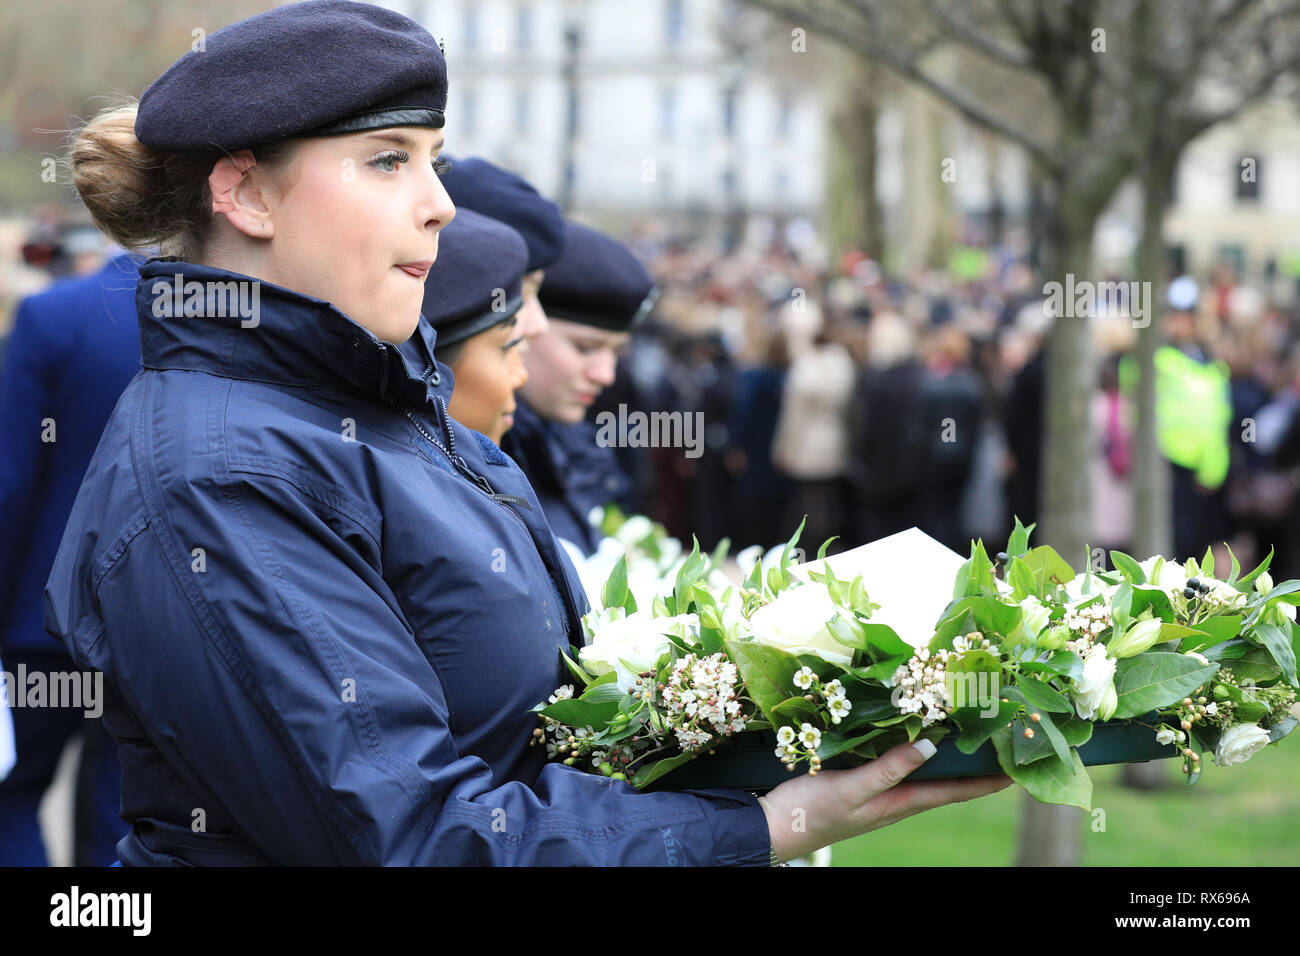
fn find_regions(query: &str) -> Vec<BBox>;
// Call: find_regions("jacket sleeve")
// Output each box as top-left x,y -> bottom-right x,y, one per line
0,297 -> 63,627
60,467 -> 770,866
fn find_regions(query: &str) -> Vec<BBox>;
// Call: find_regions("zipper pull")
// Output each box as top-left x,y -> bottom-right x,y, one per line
490,493 -> 533,511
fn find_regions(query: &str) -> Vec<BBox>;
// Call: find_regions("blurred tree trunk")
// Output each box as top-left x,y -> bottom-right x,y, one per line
825,52 -> 886,263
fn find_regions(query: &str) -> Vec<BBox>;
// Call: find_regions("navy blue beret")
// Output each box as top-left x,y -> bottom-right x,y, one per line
136,0 -> 447,153
538,221 -> 657,332
438,156 -> 564,273
421,208 -> 528,351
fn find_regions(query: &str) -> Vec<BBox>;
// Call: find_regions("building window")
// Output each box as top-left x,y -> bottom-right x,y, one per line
515,87 -> 530,133
517,3 -> 533,51
1235,155 -> 1260,201
660,88 -> 677,137
776,92 -> 792,138
462,88 -> 477,136
464,1 -> 479,52
665,0 -> 684,49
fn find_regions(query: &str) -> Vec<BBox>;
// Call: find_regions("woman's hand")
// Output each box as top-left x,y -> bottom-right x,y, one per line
757,740 -> 1013,861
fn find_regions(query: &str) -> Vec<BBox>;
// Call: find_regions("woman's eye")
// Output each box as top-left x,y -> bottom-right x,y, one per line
434,156 -> 452,177
367,149 -> 411,173
503,335 -> 524,352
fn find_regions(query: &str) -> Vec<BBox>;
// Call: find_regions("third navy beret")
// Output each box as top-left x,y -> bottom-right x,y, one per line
539,221 -> 657,332
438,156 -> 565,273
136,0 -> 447,153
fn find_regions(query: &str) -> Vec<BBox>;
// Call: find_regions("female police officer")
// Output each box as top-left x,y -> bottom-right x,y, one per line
45,0 -> 1009,865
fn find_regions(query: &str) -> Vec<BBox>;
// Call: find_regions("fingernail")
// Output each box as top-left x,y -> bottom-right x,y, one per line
912,739 -> 937,761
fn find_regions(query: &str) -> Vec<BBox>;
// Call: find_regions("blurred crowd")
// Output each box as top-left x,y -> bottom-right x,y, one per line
593,220 -> 1300,582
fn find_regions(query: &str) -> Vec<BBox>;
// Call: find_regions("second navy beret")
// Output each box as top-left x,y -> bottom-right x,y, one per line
136,0 -> 448,153
438,156 -> 565,273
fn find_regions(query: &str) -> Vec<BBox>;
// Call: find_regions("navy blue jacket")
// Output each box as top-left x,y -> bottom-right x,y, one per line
1,254 -> 143,657
43,259 -> 769,866
503,400 -> 633,556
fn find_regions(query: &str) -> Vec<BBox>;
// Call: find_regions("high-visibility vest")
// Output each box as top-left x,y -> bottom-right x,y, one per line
1118,346 -> 1231,488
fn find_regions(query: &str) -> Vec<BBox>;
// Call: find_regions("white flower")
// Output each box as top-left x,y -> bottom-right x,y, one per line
614,515 -> 655,548
827,696 -> 852,723
548,684 -> 575,705
1213,723 -> 1272,767
776,725 -> 796,746
1018,596 -> 1052,638
793,666 -> 815,690
1205,702 -> 1218,715
1185,650 -> 1211,666
1156,728 -> 1177,745
1254,571 -> 1274,594
1137,555 -> 1188,595
747,582 -> 854,666
824,678 -> 845,699
1073,646 -> 1118,721
797,722 -> 822,749
579,611 -> 698,692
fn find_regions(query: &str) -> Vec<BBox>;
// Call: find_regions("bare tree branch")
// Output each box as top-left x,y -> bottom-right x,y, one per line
745,0 -> 1059,167
921,0 -> 1034,70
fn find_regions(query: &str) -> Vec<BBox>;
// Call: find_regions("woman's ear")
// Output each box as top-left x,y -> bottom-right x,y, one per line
209,149 -> 274,239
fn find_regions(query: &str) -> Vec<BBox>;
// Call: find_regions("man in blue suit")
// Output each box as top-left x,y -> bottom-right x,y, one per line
0,249 -> 140,865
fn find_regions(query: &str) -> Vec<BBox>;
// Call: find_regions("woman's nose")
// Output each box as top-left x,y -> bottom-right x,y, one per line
423,171 -> 456,232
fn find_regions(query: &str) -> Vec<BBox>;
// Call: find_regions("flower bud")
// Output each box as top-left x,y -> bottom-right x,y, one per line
1255,571 -> 1274,595
1098,683 -> 1119,722
1108,619 -> 1164,659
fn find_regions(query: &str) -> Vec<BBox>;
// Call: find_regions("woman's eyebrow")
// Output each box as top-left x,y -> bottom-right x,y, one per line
364,131 -> 446,152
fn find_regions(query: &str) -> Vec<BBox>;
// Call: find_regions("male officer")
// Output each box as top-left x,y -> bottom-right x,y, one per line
0,249 -> 137,864
501,220 -> 657,555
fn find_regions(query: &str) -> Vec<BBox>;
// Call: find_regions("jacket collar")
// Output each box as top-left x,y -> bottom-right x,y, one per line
136,257 -> 453,410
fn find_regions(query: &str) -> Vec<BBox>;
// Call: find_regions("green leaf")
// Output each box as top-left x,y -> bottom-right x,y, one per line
1224,645 -> 1282,684
1112,654 -> 1220,718
817,728 -> 890,760
724,639 -> 800,723
1268,715 -> 1297,743
953,699 -> 1020,754
1007,516 -> 1035,559
538,697 -> 621,727
630,752 -> 696,789
1011,710 -> 1070,766
1201,545 -> 1215,579
770,695 -> 821,727
1014,677 -> 1073,714
1225,543 -> 1242,587
1007,557 -> 1039,599
1019,651 -> 1085,682
1109,550 -> 1146,584
1179,615 -> 1241,652
560,648 -> 591,688
993,727 -> 1092,810
1055,716 -> 1094,747
817,535 -> 839,560
1020,546 -> 1078,593
1253,620 -> 1299,688
859,654 -> 908,681
600,554 -> 637,615
860,623 -> 913,658
1236,546 -> 1274,592
1205,638 -> 1249,661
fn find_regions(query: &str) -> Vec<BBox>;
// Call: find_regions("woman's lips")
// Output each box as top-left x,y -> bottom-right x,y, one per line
396,261 -> 433,278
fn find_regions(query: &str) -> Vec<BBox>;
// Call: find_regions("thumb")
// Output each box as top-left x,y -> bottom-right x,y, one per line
859,738 -> 938,794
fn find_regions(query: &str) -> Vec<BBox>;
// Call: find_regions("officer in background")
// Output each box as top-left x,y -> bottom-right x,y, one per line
403,207 -> 531,448
0,247 -> 137,865
437,156 -> 564,341
502,220 -> 656,555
